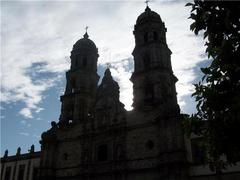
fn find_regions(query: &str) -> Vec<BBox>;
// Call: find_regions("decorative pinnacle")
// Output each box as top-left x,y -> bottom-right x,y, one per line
104,63 -> 112,79
104,67 -> 112,80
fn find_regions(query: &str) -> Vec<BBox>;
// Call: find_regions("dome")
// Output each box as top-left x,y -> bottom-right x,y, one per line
136,6 -> 162,24
72,32 -> 97,54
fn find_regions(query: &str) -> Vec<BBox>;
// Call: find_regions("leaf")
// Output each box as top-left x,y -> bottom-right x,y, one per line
204,31 -> 208,39
201,67 -> 210,74
190,13 -> 197,20
190,22 -> 196,31
185,0 -> 240,167
185,2 -> 193,7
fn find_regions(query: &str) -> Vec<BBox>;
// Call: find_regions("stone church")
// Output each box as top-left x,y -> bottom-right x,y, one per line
1,5 -> 240,180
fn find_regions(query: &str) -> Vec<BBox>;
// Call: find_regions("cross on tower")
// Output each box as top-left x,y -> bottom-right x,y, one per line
85,26 -> 89,33
145,0 -> 150,7
106,63 -> 111,69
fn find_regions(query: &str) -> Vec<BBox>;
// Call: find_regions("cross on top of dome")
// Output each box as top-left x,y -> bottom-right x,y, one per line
145,0 -> 150,7
85,26 -> 89,32
83,26 -> 89,39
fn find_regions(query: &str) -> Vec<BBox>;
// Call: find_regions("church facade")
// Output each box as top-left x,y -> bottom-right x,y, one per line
1,6 -> 240,180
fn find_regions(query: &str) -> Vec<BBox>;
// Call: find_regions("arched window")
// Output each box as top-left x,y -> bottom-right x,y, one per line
143,53 -> 150,70
145,83 -> 155,101
144,32 -> 148,43
68,103 -> 74,121
153,31 -> 158,41
17,165 -> 25,180
63,153 -> 68,160
75,58 -> 78,67
145,140 -> 154,150
79,104 -> 85,120
32,168 -> 38,180
97,144 -> 108,161
116,144 -> 123,160
5,167 -> 11,180
82,57 -> 87,67
70,77 -> 76,93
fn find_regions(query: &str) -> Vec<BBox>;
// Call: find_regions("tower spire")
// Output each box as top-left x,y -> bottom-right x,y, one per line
106,63 -> 111,69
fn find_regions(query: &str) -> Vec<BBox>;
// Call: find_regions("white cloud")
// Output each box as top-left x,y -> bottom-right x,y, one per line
20,120 -> 27,124
19,108 -> 33,119
19,132 -> 30,136
33,134 -> 40,138
1,1 -> 207,119
109,58 -> 133,110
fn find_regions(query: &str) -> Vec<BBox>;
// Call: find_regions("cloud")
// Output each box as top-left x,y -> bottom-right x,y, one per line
33,134 -> 40,138
19,132 -> 30,136
19,108 -> 33,119
20,120 -> 27,124
1,1 -> 70,119
1,65 -> 61,118
1,1 -> 207,120
108,58 -> 134,110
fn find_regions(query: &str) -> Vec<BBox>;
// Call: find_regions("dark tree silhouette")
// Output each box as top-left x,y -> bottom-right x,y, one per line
186,0 -> 240,172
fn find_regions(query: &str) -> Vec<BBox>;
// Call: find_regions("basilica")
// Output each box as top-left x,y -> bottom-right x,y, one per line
1,5 -> 240,180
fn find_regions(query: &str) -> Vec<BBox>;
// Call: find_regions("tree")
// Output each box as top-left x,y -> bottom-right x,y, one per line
185,0 -> 240,172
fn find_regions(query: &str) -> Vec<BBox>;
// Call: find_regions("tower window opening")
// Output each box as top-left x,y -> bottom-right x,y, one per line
97,144 -> 108,161
67,102 -> 74,121
82,57 -> 87,67
71,77 -> 76,93
145,83 -> 155,101
63,153 -> 68,160
153,31 -> 158,41
75,58 -> 78,67
69,109 -> 73,121
116,144 -> 123,160
79,104 -> 85,120
143,54 -> 150,70
145,140 -> 154,150
144,32 -> 148,43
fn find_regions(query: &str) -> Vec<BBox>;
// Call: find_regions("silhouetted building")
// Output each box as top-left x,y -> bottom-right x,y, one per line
1,147 -> 40,180
1,6 -> 240,180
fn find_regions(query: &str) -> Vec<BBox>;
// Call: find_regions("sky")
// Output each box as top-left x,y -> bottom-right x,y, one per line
1,0 -> 209,156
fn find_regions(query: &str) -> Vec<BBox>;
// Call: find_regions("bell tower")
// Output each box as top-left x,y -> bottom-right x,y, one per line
59,32 -> 99,125
131,5 -> 178,111
127,6 -> 188,180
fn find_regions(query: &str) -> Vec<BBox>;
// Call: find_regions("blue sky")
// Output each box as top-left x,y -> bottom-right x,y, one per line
1,0 -> 208,156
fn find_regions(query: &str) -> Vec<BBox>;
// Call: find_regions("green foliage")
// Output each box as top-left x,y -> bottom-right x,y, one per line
186,0 -> 240,170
